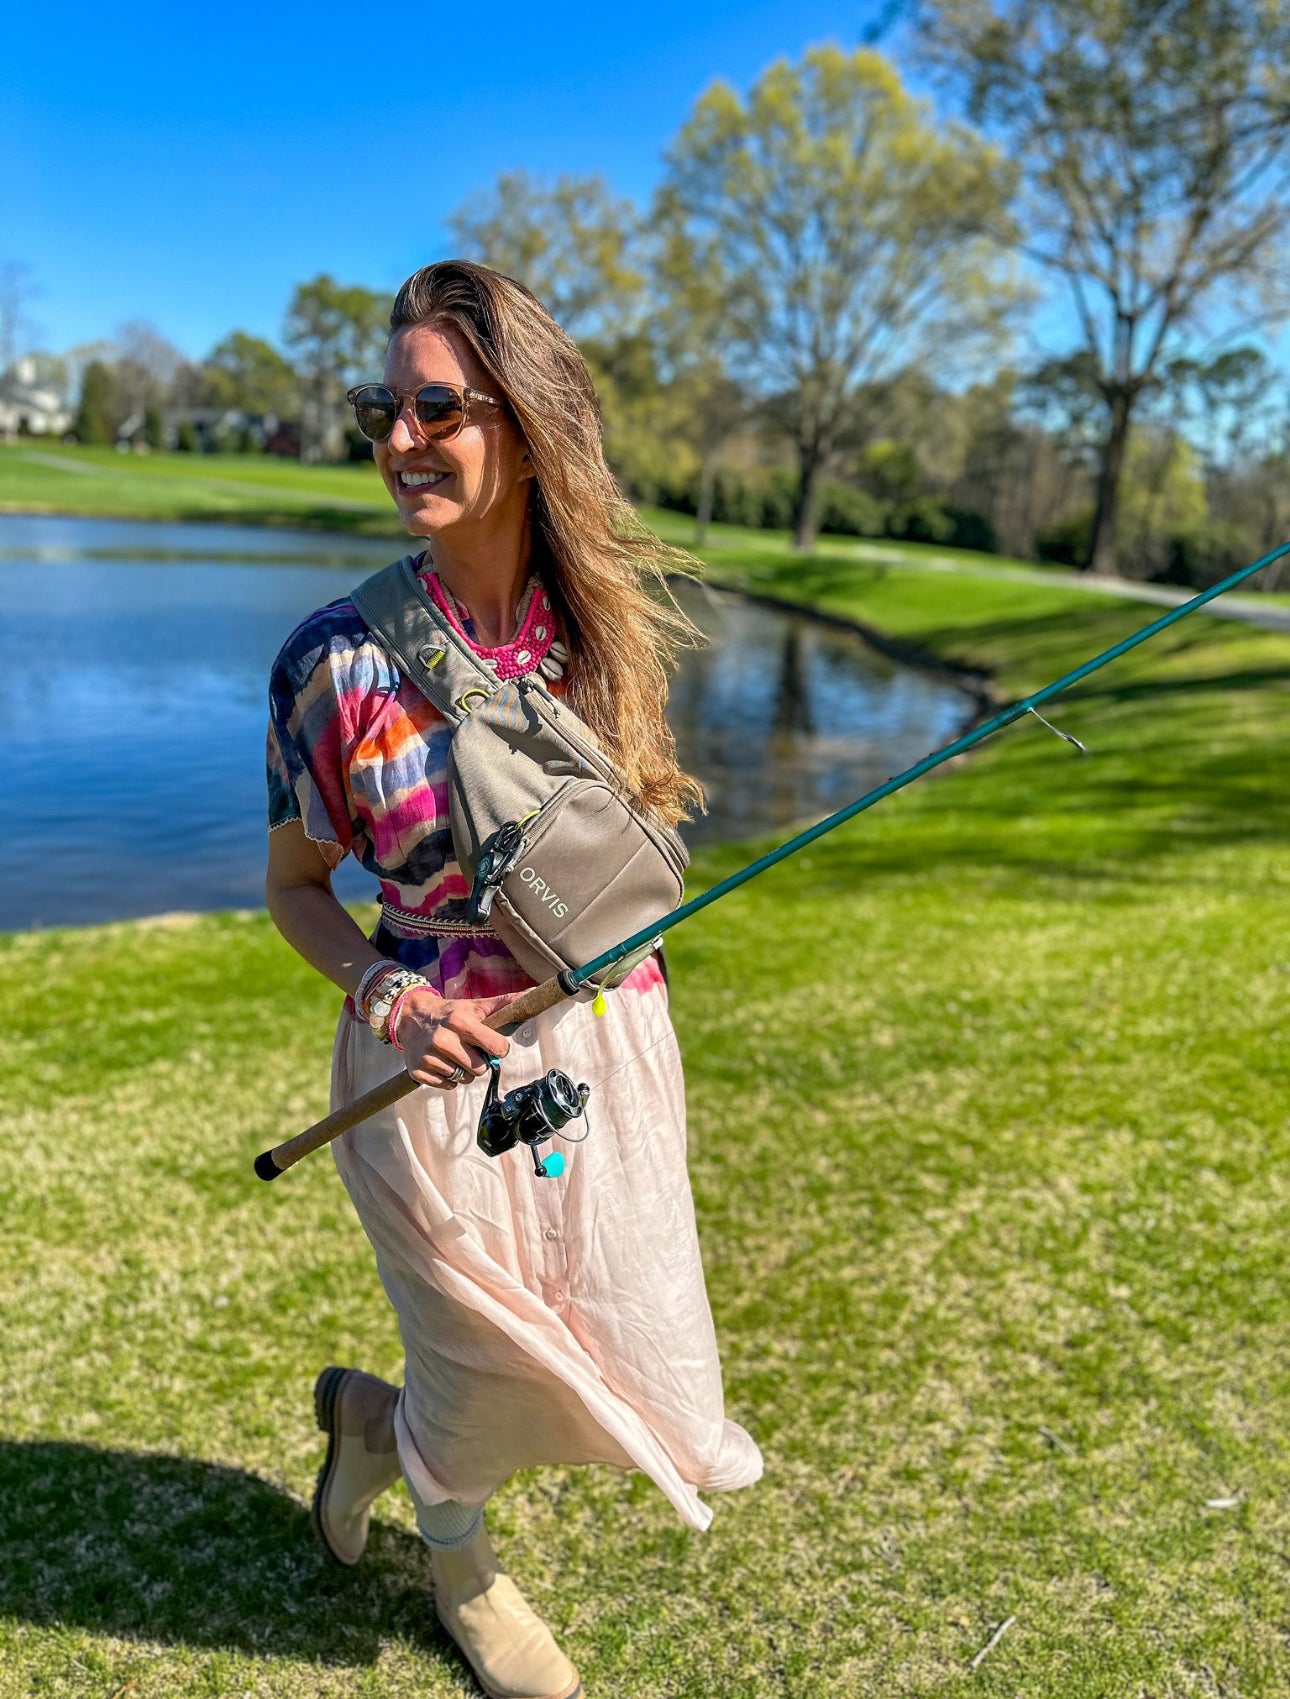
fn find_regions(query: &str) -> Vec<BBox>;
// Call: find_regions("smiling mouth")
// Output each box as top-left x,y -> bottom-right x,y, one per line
398,470 -> 450,490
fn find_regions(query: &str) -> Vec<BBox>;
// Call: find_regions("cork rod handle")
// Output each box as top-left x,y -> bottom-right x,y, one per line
253,975 -> 571,1181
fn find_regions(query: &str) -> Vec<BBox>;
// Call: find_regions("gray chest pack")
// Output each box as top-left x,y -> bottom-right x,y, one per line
351,556 -> 688,988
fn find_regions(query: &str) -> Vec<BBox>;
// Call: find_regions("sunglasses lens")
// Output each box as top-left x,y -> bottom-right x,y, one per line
414,385 -> 466,438
351,387 -> 397,442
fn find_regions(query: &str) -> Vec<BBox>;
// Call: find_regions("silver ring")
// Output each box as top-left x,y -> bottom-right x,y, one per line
444,1064 -> 469,1087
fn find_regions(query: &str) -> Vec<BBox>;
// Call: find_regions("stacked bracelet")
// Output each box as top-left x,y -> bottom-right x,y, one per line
387,982 -> 433,1052
358,962 -> 434,1043
355,958 -> 401,1020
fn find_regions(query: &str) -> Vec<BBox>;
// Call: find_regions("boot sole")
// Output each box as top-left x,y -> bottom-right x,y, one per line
434,1601 -> 581,1699
311,1364 -> 355,1566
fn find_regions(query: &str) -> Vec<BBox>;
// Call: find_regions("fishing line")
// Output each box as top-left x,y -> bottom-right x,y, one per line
1027,705 -> 1089,754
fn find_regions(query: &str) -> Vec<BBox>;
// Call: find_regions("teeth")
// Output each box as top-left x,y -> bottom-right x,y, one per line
400,471 -> 448,487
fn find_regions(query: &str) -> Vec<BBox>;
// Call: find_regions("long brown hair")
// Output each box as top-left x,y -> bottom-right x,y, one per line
389,259 -> 704,826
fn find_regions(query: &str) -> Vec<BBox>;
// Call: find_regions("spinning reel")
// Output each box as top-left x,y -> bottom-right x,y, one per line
476,1055 -> 590,1178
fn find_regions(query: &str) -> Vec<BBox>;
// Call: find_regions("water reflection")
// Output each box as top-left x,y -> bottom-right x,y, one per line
668,580 -> 969,844
1,516 -> 971,929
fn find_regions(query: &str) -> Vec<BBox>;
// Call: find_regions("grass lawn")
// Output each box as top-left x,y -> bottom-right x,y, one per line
7,441 -> 1288,611
0,442 -> 398,535
1,499 -> 1288,1696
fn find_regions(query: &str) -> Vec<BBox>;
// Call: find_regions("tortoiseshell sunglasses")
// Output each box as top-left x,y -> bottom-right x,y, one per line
346,382 -> 503,443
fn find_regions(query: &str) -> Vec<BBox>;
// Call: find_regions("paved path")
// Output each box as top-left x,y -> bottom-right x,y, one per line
846,541 -> 1290,633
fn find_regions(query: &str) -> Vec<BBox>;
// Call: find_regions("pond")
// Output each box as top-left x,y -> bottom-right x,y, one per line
0,514 -> 973,930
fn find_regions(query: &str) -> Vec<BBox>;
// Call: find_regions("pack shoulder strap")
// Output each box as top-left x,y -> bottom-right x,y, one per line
350,555 -> 501,725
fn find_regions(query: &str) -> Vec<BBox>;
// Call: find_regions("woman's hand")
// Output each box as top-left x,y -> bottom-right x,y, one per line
394,988 -> 528,1089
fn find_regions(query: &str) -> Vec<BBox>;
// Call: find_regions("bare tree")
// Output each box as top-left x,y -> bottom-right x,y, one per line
112,321 -> 186,435
0,261 -> 40,373
922,0 -> 1290,573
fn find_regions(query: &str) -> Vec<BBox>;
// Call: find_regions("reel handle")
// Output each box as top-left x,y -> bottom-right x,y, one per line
253,973 -> 570,1181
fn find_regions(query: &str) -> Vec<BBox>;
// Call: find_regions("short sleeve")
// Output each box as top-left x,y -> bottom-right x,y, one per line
266,602 -> 360,870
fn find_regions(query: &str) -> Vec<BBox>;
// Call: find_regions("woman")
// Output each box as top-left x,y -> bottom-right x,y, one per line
265,260 -> 761,1699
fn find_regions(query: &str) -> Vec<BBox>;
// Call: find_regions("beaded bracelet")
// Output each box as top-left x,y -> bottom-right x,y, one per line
354,958 -> 402,1022
387,982 -> 438,1053
365,967 -> 431,1043
361,965 -> 414,1016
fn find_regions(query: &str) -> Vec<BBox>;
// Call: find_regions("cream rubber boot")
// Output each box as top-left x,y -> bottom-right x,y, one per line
311,1365 -> 402,1565
431,1521 -> 581,1699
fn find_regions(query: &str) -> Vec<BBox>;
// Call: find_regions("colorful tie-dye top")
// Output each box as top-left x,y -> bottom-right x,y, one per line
266,561 -> 663,1002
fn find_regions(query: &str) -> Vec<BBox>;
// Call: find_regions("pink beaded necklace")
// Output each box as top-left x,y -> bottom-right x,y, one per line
417,560 -> 565,682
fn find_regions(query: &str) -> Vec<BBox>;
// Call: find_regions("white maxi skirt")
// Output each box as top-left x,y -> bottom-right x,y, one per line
329,977 -> 762,1531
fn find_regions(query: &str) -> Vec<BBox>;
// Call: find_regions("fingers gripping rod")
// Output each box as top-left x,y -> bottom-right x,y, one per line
254,975 -> 572,1179
254,540 -> 1290,1182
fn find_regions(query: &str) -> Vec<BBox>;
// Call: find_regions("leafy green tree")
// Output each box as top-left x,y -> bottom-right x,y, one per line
284,276 -> 391,461
1119,430 -> 1208,576
647,215 -> 750,545
202,331 -> 297,420
1164,346 -> 1280,471
449,170 -> 646,345
655,45 -> 1017,549
923,0 -> 1290,574
59,342 -> 115,415
448,169 -> 700,502
73,360 -> 116,444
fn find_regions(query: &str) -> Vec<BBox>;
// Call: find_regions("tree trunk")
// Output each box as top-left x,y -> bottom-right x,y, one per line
791,446 -> 824,552
1088,392 -> 1133,575
694,451 -> 717,547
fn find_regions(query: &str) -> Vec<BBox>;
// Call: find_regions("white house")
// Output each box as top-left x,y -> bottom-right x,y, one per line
0,357 -> 73,438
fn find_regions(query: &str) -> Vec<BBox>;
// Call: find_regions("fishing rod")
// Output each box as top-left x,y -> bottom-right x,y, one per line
255,539 -> 1290,1182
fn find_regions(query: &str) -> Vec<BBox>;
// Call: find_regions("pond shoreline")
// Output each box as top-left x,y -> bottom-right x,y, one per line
2,512 -> 976,931
694,571 -> 1000,721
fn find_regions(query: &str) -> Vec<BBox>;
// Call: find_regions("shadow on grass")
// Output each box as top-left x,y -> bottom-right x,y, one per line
1067,663 -> 1290,708
172,503 -> 401,539
688,715 -> 1288,899
0,1440 -> 447,1666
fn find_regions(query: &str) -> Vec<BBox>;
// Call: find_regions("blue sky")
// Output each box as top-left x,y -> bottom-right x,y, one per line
5,0 -> 892,361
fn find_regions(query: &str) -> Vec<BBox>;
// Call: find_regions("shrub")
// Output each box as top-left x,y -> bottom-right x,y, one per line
1159,522 -> 1253,589
887,497 -> 955,545
759,469 -> 798,531
1036,506 -> 1093,567
710,468 -> 765,528
629,460 -> 993,557
942,506 -> 997,553
73,361 -> 116,445
818,481 -> 885,537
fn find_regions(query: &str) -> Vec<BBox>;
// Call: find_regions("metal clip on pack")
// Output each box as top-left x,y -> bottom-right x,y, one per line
466,820 -> 528,924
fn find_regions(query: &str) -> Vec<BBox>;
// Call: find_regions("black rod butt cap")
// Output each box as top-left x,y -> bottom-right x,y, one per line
254,1150 -> 284,1182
